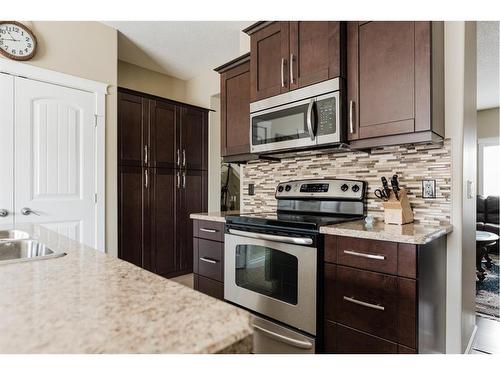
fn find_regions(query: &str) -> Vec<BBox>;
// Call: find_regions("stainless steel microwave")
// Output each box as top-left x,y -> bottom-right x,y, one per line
250,78 -> 341,154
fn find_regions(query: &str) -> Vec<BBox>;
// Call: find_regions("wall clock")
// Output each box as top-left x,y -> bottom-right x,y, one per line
0,21 -> 37,61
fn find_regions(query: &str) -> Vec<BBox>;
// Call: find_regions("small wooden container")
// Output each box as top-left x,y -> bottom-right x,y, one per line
382,187 -> 414,225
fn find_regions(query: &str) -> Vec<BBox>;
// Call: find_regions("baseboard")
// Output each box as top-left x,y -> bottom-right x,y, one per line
465,324 -> 478,354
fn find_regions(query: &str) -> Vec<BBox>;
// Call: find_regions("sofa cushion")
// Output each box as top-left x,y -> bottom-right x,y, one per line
477,195 -> 487,223
486,196 -> 499,224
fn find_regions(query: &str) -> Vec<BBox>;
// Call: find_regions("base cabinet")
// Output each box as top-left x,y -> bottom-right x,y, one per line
192,219 -> 225,300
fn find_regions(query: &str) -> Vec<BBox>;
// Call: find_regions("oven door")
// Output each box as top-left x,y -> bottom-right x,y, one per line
224,230 -> 317,335
250,98 -> 317,154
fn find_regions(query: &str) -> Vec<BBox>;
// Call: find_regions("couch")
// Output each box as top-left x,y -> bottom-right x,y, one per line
477,195 -> 499,253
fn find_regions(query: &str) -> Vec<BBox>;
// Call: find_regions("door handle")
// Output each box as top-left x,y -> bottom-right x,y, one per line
280,58 -> 287,88
349,100 -> 355,134
200,228 -> 218,233
199,257 -> 218,264
21,207 -> 39,216
176,171 -> 180,189
144,169 -> 148,189
182,149 -> 186,168
228,228 -> 313,245
252,324 -> 313,350
144,145 -> 148,165
176,149 -> 180,167
290,53 -> 295,84
343,250 -> 386,260
0,209 -> 8,217
306,98 -> 315,141
182,171 -> 186,189
343,296 -> 385,311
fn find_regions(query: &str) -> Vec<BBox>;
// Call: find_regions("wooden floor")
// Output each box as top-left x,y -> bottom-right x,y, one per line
472,316 -> 500,354
170,273 -> 194,289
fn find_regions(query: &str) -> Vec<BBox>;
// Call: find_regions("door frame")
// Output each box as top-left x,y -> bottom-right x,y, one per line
0,59 -> 108,251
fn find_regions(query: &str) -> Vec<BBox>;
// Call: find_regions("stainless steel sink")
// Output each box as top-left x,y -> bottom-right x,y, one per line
0,239 -> 66,265
0,230 -> 30,241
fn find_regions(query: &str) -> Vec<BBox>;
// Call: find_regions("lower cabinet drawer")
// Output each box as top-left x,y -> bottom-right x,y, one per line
324,320 -> 398,354
324,264 -> 416,348
196,238 -> 223,282
194,274 -> 224,300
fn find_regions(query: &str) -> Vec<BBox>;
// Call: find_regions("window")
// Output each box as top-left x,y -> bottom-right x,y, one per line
478,138 -> 500,196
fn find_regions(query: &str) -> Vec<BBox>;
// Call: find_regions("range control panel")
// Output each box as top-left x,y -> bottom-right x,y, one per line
276,179 -> 366,200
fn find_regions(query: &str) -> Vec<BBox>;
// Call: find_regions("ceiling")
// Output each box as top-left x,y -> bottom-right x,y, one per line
477,21 -> 499,110
103,21 -> 253,80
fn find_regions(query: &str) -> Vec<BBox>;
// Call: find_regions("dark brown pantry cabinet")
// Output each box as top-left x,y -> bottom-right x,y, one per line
244,21 -> 345,102
347,21 -> 444,148
215,53 -> 252,162
118,88 -> 208,278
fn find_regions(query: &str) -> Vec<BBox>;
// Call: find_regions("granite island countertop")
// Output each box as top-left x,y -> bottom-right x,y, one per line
320,219 -> 452,244
0,224 -> 252,354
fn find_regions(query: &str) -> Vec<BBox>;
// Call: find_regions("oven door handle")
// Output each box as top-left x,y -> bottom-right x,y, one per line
228,229 -> 313,245
306,98 -> 316,141
252,324 -> 313,350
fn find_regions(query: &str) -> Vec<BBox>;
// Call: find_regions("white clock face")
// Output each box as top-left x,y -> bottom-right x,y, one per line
0,23 -> 36,60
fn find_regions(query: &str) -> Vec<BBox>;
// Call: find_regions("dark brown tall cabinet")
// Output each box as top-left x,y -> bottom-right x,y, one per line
118,89 -> 208,278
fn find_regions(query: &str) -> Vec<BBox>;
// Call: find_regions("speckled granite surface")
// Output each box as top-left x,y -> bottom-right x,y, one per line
0,224 -> 252,354
320,219 -> 452,244
190,211 -> 239,223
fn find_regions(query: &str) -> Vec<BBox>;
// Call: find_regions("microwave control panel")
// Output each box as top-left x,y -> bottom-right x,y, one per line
316,97 -> 336,136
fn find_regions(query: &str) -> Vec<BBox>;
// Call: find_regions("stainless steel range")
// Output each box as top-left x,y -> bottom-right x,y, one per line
224,178 -> 366,353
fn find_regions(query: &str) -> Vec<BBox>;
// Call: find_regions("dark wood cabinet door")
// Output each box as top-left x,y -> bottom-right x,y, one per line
150,100 -> 179,169
220,60 -> 251,157
180,107 -> 208,171
289,21 -> 342,90
178,169 -> 207,273
118,92 -> 148,166
250,22 -> 289,102
150,168 -> 177,277
358,21 -> 415,138
118,166 -> 149,269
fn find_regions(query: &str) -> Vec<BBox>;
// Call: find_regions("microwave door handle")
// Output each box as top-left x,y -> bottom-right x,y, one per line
306,98 -> 315,141
228,228 -> 313,245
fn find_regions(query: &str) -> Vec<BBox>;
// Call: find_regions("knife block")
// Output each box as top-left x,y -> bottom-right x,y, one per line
382,188 -> 414,225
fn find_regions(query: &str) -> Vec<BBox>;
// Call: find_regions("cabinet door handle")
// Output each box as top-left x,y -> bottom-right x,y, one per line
290,53 -> 295,84
144,145 -> 148,165
343,296 -> 385,311
281,58 -> 286,88
144,169 -> 148,189
343,250 -> 386,260
176,149 -> 180,166
182,171 -> 186,189
349,100 -> 355,134
182,149 -> 186,168
199,228 -> 218,233
176,171 -> 180,189
199,257 -> 218,264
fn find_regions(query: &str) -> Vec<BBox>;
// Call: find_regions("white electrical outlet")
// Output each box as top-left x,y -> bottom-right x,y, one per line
422,180 -> 436,199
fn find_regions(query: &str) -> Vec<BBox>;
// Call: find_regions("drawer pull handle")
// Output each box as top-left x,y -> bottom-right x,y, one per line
200,257 -> 218,264
343,296 -> 385,311
200,228 -> 218,233
344,250 -> 386,260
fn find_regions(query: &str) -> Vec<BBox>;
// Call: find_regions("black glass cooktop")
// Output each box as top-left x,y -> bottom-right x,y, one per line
225,211 -> 363,232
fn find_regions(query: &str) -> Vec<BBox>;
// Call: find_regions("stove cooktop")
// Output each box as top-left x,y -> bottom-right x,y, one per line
225,211 -> 363,232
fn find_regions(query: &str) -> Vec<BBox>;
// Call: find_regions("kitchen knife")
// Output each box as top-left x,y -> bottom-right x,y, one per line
381,177 -> 391,198
390,175 -> 400,200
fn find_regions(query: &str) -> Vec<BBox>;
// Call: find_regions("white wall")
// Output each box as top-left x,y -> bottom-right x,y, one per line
477,107 -> 500,139
444,21 -> 477,353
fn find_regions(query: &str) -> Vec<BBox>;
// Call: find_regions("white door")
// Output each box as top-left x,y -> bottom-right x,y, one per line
14,77 -> 97,247
0,73 -> 14,226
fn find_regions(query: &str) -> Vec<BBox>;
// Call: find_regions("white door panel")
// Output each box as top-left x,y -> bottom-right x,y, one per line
0,73 -> 14,226
14,77 -> 96,247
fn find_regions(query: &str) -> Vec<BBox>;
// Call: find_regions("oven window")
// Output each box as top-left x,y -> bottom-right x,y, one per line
252,103 -> 310,145
235,245 -> 298,305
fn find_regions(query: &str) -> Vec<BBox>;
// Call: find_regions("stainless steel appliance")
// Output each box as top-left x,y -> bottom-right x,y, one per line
250,78 -> 342,154
224,178 -> 366,353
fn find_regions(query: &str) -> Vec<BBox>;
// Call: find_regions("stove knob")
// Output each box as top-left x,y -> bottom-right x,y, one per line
340,184 -> 349,192
285,185 -> 292,192
277,185 -> 284,192
352,184 -> 360,193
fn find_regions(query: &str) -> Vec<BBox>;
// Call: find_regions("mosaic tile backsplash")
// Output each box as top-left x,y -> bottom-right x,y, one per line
241,139 -> 452,226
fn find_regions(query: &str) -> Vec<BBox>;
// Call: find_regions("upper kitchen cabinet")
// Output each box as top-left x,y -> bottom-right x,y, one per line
244,21 -> 345,102
347,21 -> 444,148
180,106 -> 209,171
215,53 -> 253,162
118,91 -> 148,167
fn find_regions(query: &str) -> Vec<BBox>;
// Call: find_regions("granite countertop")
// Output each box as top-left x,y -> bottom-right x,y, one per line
320,219 -> 452,245
0,224 -> 252,354
190,211 -> 239,223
